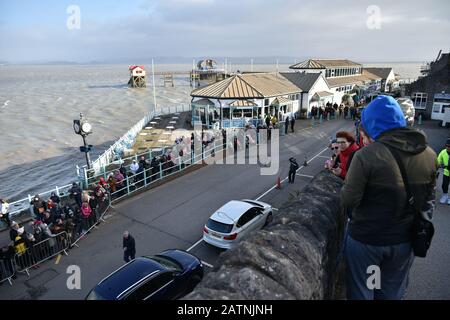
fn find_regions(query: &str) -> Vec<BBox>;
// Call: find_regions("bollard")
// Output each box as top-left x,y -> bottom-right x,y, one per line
311,116 -> 315,127
327,113 -> 330,121
418,114 -> 423,125
319,114 -> 323,124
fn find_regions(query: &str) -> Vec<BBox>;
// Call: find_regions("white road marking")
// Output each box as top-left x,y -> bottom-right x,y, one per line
272,208 -> 279,211
255,147 -> 329,201
296,173 -> 314,178
201,261 -> 214,268
187,238 -> 203,252
318,155 -> 331,159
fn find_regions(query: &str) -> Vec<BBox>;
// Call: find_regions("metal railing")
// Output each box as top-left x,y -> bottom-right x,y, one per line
86,104 -> 192,177
3,184 -> 77,223
14,231 -> 70,276
4,194 -> 111,282
0,257 -> 15,285
3,104 -> 191,221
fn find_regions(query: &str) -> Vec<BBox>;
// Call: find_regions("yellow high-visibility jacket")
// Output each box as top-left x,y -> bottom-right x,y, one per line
437,149 -> 449,177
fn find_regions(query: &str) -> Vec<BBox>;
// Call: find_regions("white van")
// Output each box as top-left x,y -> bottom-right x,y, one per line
431,93 -> 450,126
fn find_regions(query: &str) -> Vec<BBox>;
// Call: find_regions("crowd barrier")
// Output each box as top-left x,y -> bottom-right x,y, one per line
1,194 -> 111,283
0,258 -> 15,286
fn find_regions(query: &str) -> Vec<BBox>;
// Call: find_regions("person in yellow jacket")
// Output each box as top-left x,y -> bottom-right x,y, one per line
438,138 -> 450,204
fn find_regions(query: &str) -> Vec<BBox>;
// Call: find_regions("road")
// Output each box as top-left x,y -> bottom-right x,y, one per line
1,119 -> 448,300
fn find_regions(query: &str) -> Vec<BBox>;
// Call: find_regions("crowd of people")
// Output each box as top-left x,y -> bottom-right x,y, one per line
0,180 -> 111,279
310,102 -> 362,121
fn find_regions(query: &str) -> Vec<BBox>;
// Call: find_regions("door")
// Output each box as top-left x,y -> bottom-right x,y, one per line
236,208 -> 261,239
125,273 -> 175,300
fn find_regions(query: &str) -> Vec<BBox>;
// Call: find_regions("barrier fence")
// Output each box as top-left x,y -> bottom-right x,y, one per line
0,257 -> 15,285
1,194 -> 111,284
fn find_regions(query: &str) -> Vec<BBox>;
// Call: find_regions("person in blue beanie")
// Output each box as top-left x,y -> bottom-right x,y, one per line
340,95 -> 437,300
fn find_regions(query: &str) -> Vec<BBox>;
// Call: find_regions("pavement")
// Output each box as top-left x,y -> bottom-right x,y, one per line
1,119 -> 448,300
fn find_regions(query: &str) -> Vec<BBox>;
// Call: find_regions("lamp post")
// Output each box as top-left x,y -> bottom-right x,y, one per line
73,113 -> 93,169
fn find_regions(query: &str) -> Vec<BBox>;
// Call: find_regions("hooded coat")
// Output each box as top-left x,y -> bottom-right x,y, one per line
341,95 -> 437,246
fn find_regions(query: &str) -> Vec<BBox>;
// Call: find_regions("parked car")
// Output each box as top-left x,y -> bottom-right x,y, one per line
85,249 -> 203,300
203,199 -> 272,249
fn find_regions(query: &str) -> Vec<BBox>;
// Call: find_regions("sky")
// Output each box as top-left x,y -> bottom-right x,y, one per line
0,0 -> 449,63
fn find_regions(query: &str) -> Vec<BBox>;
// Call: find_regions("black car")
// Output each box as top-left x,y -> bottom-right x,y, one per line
86,249 -> 203,300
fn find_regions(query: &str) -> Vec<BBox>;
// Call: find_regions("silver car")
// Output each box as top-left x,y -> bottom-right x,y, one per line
203,199 -> 273,249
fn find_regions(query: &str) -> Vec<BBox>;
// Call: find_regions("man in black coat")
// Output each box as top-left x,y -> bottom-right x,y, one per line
68,183 -> 83,208
288,157 -> 299,183
123,231 -> 136,263
290,116 -> 295,132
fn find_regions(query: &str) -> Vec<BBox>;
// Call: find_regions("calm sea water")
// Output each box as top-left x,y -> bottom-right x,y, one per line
0,62 -> 422,200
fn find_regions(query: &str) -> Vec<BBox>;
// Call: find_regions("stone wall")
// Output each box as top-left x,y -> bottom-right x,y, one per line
185,170 -> 345,300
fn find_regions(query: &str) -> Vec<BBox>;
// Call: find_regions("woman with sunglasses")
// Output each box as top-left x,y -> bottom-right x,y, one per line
332,131 -> 360,179
325,139 -> 341,170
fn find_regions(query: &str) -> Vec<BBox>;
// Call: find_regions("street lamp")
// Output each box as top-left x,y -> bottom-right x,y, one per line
73,113 -> 93,169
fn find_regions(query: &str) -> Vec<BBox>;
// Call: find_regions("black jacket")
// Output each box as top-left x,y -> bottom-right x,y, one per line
289,158 -> 299,172
123,235 -> 136,254
341,128 -> 437,246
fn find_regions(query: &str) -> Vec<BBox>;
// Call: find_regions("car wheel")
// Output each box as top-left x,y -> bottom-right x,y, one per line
188,275 -> 202,292
264,212 -> 273,227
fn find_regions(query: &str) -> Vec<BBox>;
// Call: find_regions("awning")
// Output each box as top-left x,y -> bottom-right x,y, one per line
192,98 -> 215,106
315,91 -> 334,98
271,96 -> 293,106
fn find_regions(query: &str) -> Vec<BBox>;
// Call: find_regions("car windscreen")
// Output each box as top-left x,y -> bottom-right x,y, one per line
206,219 -> 234,234
151,256 -> 182,272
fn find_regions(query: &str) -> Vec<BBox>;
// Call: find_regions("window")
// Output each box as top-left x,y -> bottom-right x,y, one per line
206,219 -> 234,233
222,108 -> 230,119
432,104 -> 441,113
237,208 -> 259,227
264,99 -> 269,106
232,109 -> 243,118
152,256 -> 182,272
412,92 -> 428,110
125,273 -> 174,300
243,109 -> 253,117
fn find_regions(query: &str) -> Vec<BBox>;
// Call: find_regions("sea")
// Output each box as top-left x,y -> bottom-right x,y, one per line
0,62 -> 422,201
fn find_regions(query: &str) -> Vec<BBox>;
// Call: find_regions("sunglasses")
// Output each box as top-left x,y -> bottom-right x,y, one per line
331,147 -> 339,150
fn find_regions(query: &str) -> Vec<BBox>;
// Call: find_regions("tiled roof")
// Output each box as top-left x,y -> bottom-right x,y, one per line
326,70 -> 381,87
290,59 -> 362,69
363,67 -> 393,79
191,73 -> 300,99
280,72 -> 323,92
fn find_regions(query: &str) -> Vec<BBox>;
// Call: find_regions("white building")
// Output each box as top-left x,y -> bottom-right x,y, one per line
364,67 -> 396,92
190,73 -> 301,128
289,59 -> 386,103
281,72 -> 334,116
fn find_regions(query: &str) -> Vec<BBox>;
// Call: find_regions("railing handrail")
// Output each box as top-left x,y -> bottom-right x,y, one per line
2,104 -> 190,220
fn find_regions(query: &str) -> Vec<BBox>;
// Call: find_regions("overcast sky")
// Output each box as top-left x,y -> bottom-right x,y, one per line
0,0 -> 449,63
